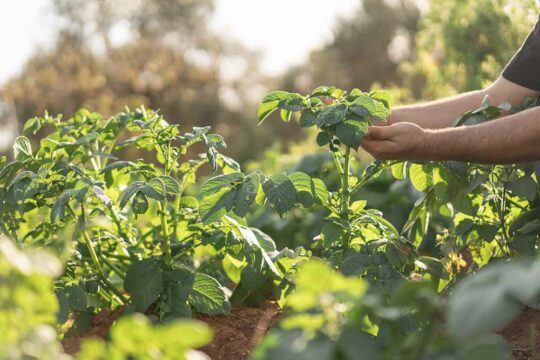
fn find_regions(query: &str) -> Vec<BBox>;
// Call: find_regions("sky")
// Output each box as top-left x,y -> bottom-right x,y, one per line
0,0 -> 359,84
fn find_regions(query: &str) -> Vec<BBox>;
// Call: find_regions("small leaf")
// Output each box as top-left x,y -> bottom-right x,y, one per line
51,189 -> 73,222
132,191 -> 149,214
257,91 -> 289,124
316,132 -> 331,147
13,136 -> 33,161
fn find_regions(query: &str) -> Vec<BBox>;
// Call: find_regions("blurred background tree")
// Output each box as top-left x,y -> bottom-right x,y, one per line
279,0 -> 421,95
0,0 -> 269,162
400,0 -> 539,99
0,0 -> 538,161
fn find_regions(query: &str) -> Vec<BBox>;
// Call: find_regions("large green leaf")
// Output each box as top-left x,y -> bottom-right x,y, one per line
233,172 -> 261,217
188,273 -> 231,315
316,104 -> 348,127
289,172 -> 315,207
409,164 -> 433,192
199,187 -> 237,223
263,174 -> 297,216
198,172 -> 245,198
448,260 -> 540,339
508,176 -> 537,201
335,118 -> 368,149
124,259 -> 163,312
119,181 -> 145,209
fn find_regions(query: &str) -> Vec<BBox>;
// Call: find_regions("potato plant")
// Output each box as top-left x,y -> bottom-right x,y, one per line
0,107 -> 284,326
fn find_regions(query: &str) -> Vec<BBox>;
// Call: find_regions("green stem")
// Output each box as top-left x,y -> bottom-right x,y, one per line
108,205 -> 132,245
159,201 -> 172,268
80,206 -> 127,304
102,256 -> 126,280
340,147 -> 351,217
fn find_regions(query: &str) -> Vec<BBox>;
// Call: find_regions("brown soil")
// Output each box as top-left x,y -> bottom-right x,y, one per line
62,309 -> 122,355
61,301 -> 281,359
501,307 -> 540,360
199,301 -> 281,360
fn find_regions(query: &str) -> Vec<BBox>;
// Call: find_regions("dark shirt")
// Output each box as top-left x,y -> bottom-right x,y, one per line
502,16 -> 540,91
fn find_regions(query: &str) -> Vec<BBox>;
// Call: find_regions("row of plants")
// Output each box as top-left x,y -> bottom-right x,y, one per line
1,86 -> 539,359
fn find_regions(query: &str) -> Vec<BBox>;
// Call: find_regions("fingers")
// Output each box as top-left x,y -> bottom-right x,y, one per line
361,139 -> 396,160
365,125 -> 396,141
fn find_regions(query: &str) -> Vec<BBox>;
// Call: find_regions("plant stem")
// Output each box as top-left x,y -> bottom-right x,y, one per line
159,201 -> 172,268
80,205 -> 127,304
340,147 -> 351,217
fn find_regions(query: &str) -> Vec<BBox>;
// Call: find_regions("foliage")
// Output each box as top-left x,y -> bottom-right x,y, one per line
0,107 -> 286,329
0,0 -> 270,163
401,0 -> 539,98
0,235 -> 69,359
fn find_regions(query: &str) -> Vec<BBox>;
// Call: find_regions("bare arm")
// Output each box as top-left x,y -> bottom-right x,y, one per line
363,106 -> 540,164
386,77 -> 540,129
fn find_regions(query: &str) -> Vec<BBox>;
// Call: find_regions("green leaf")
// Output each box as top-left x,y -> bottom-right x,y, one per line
199,187 -> 238,223
300,110 -> 317,128
51,189 -> 73,222
311,86 -> 331,97
316,132 -> 331,147
143,178 -> 166,201
350,95 -> 390,119
316,104 -> 348,127
257,91 -> 289,124
448,260 -> 540,339
409,164 -> 433,192
335,118 -> 368,149
369,90 -> 393,111
154,175 -> 180,195
13,136 -> 33,161
278,93 -> 308,112
120,181 -> 145,209
312,178 -> 329,205
321,221 -> 343,247
508,176 -> 537,201
65,284 -> 87,312
280,109 -> 292,122
132,191 -> 149,214
124,259 -> 163,312
289,172 -> 315,208
198,172 -> 245,198
188,273 -> 231,315
233,172 -> 261,217
263,174 -> 297,216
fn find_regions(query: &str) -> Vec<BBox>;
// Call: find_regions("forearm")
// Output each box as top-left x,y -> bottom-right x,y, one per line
389,90 -> 487,129
422,107 -> 540,163
388,77 -> 540,130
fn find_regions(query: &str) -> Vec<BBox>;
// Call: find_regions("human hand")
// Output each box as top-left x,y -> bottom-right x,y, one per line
361,122 -> 428,160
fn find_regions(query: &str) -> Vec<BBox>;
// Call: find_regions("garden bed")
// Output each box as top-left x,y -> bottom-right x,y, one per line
61,301 -> 281,359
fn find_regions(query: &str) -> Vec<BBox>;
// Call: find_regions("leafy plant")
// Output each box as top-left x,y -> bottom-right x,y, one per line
0,107 -> 282,330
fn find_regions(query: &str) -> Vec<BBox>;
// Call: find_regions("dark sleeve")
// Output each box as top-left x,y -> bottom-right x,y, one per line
502,16 -> 540,91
